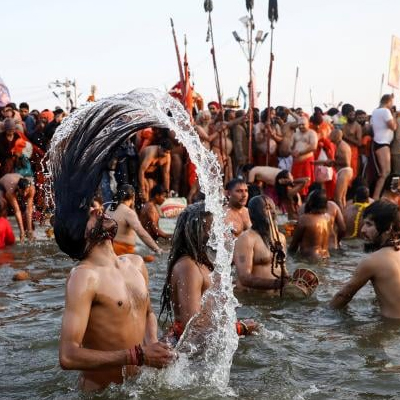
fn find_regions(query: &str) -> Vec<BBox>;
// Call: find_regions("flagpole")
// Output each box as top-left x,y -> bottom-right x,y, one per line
292,66 -> 299,109
170,18 -> 186,106
248,4 -> 255,164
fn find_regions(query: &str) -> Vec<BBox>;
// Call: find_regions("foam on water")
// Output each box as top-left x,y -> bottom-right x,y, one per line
48,88 -> 239,390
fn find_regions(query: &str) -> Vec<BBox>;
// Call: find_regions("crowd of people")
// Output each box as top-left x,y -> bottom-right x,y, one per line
2,93 -> 400,391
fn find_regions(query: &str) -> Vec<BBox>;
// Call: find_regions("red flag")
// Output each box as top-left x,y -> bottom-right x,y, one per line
184,50 -> 193,113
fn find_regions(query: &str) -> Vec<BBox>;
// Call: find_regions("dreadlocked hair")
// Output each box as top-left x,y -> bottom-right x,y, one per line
159,201 -> 213,323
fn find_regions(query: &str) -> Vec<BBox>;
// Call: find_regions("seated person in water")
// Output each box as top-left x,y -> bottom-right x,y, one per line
59,201 -> 174,391
274,169 -> 309,220
233,195 -> 289,294
289,189 -> 330,261
159,202 -> 256,343
0,173 -> 35,242
139,184 -> 171,240
299,182 -> 346,250
224,178 -> 251,237
107,184 -> 162,255
138,139 -> 172,202
331,201 -> 400,319
343,186 -> 371,238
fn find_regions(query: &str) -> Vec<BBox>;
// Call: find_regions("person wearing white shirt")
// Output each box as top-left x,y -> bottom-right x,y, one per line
371,94 -> 397,199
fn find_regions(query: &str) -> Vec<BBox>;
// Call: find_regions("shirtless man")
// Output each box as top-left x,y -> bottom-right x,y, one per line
291,118 -> 318,196
107,184 -> 162,255
276,107 -> 299,171
329,129 -> 353,210
139,139 -> 172,202
139,184 -> 171,240
159,202 -> 256,342
224,178 -> 251,237
0,172 -> 35,241
243,164 -> 282,187
380,173 -> 400,205
233,195 -> 289,294
195,110 -> 216,150
342,110 -> 362,178
331,200 -> 400,319
289,189 -> 330,261
59,204 -> 174,391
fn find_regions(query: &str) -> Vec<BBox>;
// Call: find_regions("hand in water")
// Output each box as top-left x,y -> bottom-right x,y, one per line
143,341 -> 176,368
27,231 -> 35,241
242,319 -> 259,335
19,232 -> 25,243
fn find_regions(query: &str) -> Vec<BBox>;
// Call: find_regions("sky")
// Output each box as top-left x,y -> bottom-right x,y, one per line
2,0 -> 400,114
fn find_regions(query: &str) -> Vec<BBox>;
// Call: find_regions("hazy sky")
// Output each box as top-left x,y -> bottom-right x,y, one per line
2,0 -> 400,113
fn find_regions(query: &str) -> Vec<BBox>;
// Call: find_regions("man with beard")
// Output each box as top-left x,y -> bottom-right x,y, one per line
342,108 -> 362,179
224,178 -> 251,237
291,117 -> 318,196
59,202 -> 174,391
233,195 -> 289,293
331,201 -> 400,319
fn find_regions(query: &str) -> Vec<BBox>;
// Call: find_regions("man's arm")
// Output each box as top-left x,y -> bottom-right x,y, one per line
134,256 -> 158,345
138,152 -> 152,192
125,209 -> 162,253
146,207 -> 170,239
162,154 -> 171,193
330,259 -> 373,309
233,234 -> 282,290
59,268 -> 129,370
25,187 -> 35,239
288,219 -> 305,254
6,192 -> 24,241
332,202 -> 346,241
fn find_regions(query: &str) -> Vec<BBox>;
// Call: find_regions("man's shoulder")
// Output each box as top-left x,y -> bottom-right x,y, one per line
173,256 -> 204,278
68,264 -> 100,288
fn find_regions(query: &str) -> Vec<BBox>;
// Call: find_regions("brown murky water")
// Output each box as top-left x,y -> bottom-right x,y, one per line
1,228 -> 400,400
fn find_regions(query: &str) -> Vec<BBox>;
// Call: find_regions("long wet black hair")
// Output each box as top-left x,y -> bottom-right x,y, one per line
50,98 -> 164,260
159,201 -> 213,322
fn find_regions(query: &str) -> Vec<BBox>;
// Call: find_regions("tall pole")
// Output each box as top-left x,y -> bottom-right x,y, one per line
379,73 -> 385,100
266,0 -> 278,166
247,7 -> 255,164
292,66 -> 299,108
74,79 -> 77,108
170,18 -> 186,106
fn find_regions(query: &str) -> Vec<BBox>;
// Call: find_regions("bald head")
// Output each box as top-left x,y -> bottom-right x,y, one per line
298,117 -> 309,132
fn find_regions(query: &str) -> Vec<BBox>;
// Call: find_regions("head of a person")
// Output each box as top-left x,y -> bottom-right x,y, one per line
307,181 -> 323,195
382,173 -> 400,195
341,103 -> 355,118
327,108 -> 339,118
224,109 -> 235,121
355,110 -> 367,126
160,201 -> 213,320
312,107 -> 324,124
19,102 -> 30,119
4,104 -> 14,119
196,110 -> 211,125
241,163 -> 254,181
248,195 -> 276,242
226,178 -> 248,208
235,109 -> 245,119
158,138 -> 173,156
275,106 -> 287,121
298,117 -> 309,133
54,108 -> 64,123
362,200 -> 400,252
110,184 -> 135,210
295,107 -> 304,116
17,177 -> 32,197
247,184 -> 262,204
90,196 -> 103,212
3,118 -> 16,141
304,189 -> 327,214
354,186 -> 369,203
347,110 -> 356,124
380,94 -> 394,109
207,101 -> 220,118
12,138 -> 26,157
275,170 -> 294,201
330,128 -> 343,145
150,184 -> 167,205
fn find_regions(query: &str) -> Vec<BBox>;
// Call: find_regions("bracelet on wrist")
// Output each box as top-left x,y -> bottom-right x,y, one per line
128,345 -> 144,366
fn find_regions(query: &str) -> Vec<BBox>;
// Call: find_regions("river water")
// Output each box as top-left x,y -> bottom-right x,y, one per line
1,225 -> 400,400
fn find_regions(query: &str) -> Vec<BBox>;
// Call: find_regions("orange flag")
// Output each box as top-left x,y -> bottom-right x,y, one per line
184,49 -> 193,114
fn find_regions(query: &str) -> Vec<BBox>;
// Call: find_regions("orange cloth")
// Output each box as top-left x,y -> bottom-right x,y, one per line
309,121 -> 332,140
113,241 -> 135,256
349,144 -> 359,179
292,155 -> 315,196
187,161 -> 197,186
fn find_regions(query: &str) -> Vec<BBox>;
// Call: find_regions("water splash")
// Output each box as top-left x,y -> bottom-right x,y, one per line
48,88 -> 239,389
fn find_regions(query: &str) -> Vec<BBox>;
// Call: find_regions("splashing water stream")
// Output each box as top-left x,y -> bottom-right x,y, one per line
48,89 -> 239,392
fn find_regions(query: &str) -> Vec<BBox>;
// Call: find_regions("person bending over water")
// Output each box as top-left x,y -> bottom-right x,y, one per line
59,204 -> 174,391
233,195 -> 289,294
289,189 -> 330,261
331,201 -> 400,319
107,184 -> 162,255
160,202 -> 256,343
224,178 -> 251,237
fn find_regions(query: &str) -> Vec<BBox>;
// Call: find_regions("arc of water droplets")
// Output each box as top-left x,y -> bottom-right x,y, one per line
48,88 -> 239,390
